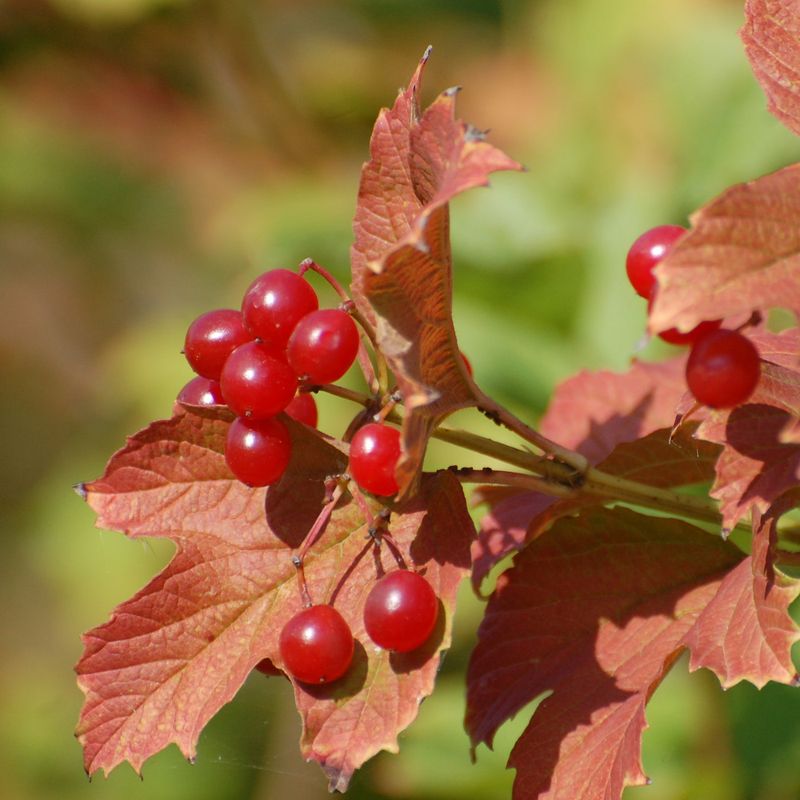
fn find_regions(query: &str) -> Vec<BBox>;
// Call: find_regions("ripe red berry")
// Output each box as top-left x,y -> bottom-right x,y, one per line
219,341 -> 298,419
646,296 -> 722,346
363,570 -> 439,653
657,319 -> 722,346
242,269 -> 319,347
184,309 -> 252,380
348,423 -> 401,497
224,416 -> 291,487
626,224 -> 686,299
177,375 -> 225,407
284,392 -> 318,427
279,605 -> 354,684
286,308 -> 360,384
686,329 -> 761,409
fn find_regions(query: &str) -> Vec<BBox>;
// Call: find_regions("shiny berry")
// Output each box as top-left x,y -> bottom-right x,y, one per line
363,570 -> 438,653
657,319 -> 722,346
184,309 -> 252,380
348,423 -> 401,497
647,296 -> 722,346
686,329 -> 761,409
177,376 -> 225,407
279,605 -> 354,684
284,392 -> 318,427
241,269 -> 319,347
219,341 -> 297,419
286,308 -> 360,384
626,224 -> 686,299
224,416 -> 291,486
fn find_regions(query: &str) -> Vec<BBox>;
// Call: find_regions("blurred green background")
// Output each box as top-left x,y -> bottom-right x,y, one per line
2,0 -> 799,798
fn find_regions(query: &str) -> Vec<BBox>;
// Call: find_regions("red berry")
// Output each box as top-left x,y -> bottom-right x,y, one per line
242,269 -> 318,347
657,319 -> 722,346
220,341 -> 298,419
284,392 -> 318,427
348,423 -> 401,497
184,309 -> 252,380
177,376 -> 225,407
363,570 -> 439,653
686,329 -> 761,409
286,308 -> 360,384
646,296 -> 722,346
225,416 -> 291,486
626,224 -> 686,299
279,605 -> 354,684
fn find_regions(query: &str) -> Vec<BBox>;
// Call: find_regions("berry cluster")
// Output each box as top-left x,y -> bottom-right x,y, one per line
178,265 -> 433,685
626,225 -> 761,409
179,268 -> 359,486
279,569 -> 439,685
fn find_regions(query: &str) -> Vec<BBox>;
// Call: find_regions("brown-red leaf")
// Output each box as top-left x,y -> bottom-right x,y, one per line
741,0 -> 800,137
649,165 -> 800,334
466,507 -> 744,799
538,356 -> 688,463
684,493 -> 800,688
350,51 -> 522,498
76,406 -> 473,785
692,328 -> 800,530
471,356 -> 717,590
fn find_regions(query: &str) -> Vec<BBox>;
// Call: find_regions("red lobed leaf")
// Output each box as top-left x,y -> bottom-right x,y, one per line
649,165 -> 800,334
471,426 -> 720,592
466,507 -> 745,800
350,50 -> 523,498
691,328 -> 800,530
538,356 -> 688,463
471,356 -> 719,590
76,406 -> 473,785
684,492 -> 800,688
741,0 -> 800,137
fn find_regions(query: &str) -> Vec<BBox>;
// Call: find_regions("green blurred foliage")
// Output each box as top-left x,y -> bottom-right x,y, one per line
1,0 -> 798,798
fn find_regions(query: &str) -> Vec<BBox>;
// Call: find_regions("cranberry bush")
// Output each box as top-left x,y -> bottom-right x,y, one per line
75,4 -> 800,797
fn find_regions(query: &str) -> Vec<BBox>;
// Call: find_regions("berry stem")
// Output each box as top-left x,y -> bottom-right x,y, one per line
292,481 -> 346,606
478,401 -> 590,477
315,384 -> 749,534
446,466 -> 574,497
298,258 -> 385,393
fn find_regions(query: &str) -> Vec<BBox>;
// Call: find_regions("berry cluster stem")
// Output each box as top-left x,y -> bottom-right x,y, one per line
317,384 -> 746,534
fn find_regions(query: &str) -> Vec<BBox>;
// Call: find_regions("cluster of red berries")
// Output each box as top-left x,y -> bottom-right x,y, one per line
277,569 -> 439,684
626,225 -> 761,409
179,268 -> 361,486
178,266 -> 436,683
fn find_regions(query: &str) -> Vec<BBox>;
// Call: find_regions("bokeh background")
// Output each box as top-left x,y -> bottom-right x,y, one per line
2,0 -> 799,798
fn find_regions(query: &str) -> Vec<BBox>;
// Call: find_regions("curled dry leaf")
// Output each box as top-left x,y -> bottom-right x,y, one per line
350,50 -> 523,498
